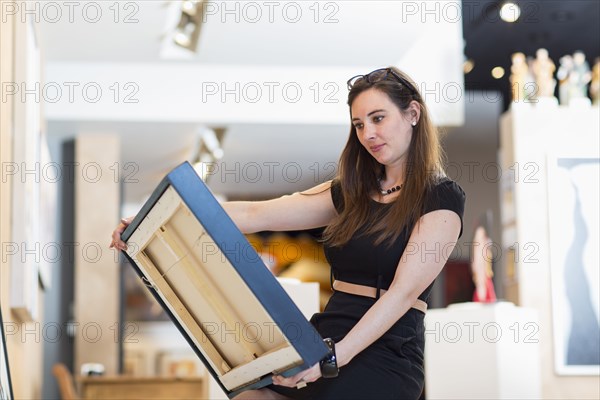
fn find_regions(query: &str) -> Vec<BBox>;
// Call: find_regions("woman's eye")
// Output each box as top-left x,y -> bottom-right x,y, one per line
354,123 -> 363,129
373,115 -> 384,123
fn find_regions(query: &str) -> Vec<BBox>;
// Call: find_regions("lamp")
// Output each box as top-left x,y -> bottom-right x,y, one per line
192,127 -> 226,181
500,2 -> 521,23
173,0 -> 206,52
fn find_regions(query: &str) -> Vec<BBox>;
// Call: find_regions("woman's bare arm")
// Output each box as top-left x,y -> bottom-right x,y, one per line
111,180 -> 337,250
223,181 -> 337,234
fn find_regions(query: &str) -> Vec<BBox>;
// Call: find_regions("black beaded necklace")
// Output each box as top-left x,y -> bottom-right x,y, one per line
378,180 -> 403,196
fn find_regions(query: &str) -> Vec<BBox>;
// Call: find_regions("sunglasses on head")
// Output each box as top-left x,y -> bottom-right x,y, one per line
347,67 -> 417,95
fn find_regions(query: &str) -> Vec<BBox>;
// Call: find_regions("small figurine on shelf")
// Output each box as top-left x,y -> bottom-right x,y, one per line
591,57 -> 600,106
568,51 -> 592,103
530,48 -> 557,99
510,52 -> 535,103
556,54 -> 574,105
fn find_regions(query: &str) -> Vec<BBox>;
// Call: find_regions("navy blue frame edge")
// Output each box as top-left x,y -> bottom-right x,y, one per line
121,161 -> 329,398
0,306 -> 15,400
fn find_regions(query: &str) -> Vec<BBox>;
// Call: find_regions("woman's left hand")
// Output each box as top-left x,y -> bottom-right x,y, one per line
271,363 -> 321,388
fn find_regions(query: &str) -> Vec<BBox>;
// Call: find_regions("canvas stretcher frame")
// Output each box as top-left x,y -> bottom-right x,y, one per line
121,162 -> 329,397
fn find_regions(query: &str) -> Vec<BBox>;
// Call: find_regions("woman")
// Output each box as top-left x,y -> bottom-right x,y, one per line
111,67 -> 465,399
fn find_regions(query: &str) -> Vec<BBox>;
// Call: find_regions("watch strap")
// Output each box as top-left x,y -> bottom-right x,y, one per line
319,338 -> 339,378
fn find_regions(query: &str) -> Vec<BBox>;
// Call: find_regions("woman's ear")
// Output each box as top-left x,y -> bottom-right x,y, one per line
408,100 -> 421,124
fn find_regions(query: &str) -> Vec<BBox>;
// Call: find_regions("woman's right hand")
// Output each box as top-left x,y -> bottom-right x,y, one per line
109,216 -> 134,251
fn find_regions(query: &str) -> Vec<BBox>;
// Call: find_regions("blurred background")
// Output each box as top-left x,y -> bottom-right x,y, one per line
0,1 -> 598,399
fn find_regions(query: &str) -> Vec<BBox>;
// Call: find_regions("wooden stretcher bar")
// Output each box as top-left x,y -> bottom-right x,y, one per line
121,162 -> 328,397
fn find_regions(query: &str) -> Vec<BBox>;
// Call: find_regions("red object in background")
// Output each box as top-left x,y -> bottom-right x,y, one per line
473,276 -> 497,302
444,261 -> 475,305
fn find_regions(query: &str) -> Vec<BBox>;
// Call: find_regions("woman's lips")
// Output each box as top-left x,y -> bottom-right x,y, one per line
370,144 -> 385,153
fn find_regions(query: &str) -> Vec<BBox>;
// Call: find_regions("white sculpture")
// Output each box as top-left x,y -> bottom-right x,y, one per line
510,52 -> 535,103
530,48 -> 556,99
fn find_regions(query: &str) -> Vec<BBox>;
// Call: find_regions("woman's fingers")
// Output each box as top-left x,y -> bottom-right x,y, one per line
271,374 -> 302,388
271,363 -> 321,388
109,227 -> 127,250
109,216 -> 134,250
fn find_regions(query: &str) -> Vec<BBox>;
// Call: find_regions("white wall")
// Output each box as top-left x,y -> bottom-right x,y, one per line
500,103 -> 600,399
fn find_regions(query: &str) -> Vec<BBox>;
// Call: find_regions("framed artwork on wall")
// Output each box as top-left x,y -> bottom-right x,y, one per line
547,152 -> 600,375
10,18 -> 43,321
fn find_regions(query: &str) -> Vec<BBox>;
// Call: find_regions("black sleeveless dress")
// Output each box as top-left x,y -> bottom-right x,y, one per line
269,178 -> 466,400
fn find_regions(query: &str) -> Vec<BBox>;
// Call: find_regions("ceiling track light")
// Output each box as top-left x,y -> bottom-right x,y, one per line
182,0 -> 199,16
192,127 -> 226,181
173,0 -> 206,52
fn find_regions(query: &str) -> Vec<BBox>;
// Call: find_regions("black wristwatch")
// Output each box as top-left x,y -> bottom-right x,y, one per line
319,338 -> 339,378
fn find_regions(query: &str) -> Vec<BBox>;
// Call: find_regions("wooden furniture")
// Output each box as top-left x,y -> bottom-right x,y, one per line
52,363 -> 80,400
79,376 -> 205,400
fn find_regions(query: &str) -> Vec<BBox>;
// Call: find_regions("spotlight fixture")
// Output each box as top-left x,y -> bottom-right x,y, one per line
201,128 -> 224,160
500,2 -> 521,23
192,127 -> 226,181
173,0 -> 206,52
491,66 -> 505,79
181,0 -> 198,16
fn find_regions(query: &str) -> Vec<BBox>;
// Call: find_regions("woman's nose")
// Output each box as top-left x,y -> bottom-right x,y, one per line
363,124 -> 376,140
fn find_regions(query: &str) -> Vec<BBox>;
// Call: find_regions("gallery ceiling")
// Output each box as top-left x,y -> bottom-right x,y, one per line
39,1 -> 599,202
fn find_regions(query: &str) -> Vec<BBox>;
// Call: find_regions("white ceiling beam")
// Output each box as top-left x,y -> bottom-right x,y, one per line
42,62 -> 464,126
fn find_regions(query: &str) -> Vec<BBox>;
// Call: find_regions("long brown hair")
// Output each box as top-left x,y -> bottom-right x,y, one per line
323,67 -> 446,247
